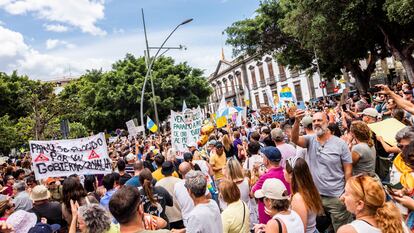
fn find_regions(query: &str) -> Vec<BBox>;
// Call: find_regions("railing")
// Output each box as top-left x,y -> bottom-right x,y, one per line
266,77 -> 276,85
260,80 -> 266,87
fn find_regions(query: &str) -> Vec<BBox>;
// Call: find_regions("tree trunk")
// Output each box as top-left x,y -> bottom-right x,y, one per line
345,62 -> 371,94
377,25 -> 414,84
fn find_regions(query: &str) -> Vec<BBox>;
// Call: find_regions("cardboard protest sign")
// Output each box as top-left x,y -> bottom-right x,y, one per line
170,107 -> 203,158
29,133 -> 112,180
368,118 -> 406,146
272,113 -> 286,122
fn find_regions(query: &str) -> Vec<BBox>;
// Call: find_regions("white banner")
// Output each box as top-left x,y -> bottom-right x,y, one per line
170,107 -> 203,158
29,133 -> 112,180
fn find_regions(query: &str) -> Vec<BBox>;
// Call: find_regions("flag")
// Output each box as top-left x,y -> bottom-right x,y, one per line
217,96 -> 227,117
243,84 -> 250,106
216,116 -> 227,128
182,100 -> 187,112
146,116 -> 158,133
280,87 -> 293,101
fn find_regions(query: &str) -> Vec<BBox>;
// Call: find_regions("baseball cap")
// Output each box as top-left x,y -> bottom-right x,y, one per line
404,90 -> 413,95
301,116 -> 313,128
208,140 -> 217,146
28,223 -> 61,233
254,178 -> 289,200
186,142 -> 197,148
362,108 -> 378,118
270,128 -> 284,141
215,141 -> 224,148
125,153 -> 135,162
260,146 -> 281,162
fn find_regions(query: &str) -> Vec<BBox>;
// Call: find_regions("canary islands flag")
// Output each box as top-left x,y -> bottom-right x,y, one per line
280,87 -> 293,101
146,116 -> 158,133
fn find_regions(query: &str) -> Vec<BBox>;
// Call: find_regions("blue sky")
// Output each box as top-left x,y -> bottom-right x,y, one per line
0,0 -> 259,80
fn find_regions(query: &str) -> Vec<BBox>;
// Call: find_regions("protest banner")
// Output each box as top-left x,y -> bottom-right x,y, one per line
29,133 -> 112,180
272,113 -> 286,122
170,107 -> 203,158
368,118 -> 406,146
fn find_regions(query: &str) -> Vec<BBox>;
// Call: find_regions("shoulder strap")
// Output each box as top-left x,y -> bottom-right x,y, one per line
274,218 -> 282,233
241,201 -> 246,226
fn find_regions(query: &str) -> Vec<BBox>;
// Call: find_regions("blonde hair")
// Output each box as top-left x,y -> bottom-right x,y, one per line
348,175 -> 404,233
222,134 -> 232,151
226,158 -> 244,182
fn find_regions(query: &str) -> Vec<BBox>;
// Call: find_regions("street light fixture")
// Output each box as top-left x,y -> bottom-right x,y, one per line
140,9 -> 193,137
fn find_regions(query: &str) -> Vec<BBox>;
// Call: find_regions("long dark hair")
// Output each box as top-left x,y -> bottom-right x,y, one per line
286,158 -> 323,214
62,177 -> 87,213
139,169 -> 157,205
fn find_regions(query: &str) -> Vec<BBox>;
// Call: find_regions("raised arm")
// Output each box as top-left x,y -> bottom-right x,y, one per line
377,84 -> 414,115
291,110 -> 307,148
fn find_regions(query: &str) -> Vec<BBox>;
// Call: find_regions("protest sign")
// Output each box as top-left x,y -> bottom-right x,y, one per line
368,118 -> 406,146
272,113 -> 286,122
171,107 -> 203,158
126,119 -> 143,136
29,133 -> 112,180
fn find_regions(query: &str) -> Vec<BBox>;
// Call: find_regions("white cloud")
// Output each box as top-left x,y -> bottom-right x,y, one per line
0,25 -> 110,80
46,39 -> 75,50
0,0 -> 106,36
44,24 -> 69,32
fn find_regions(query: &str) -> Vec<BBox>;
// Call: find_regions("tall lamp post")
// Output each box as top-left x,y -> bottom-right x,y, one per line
140,9 -> 193,137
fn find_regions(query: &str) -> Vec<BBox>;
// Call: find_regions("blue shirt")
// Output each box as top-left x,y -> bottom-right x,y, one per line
100,189 -> 116,210
125,176 -> 141,188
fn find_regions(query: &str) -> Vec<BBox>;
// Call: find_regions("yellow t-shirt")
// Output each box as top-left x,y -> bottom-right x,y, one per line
152,168 -> 179,181
210,152 -> 226,180
221,200 -> 250,233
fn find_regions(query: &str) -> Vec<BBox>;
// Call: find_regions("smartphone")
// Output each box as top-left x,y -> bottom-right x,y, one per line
384,185 -> 398,196
342,104 -> 347,112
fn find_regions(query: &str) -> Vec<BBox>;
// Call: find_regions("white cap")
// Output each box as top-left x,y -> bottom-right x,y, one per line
254,178 -> 289,200
126,153 -> 135,161
362,108 -> 378,118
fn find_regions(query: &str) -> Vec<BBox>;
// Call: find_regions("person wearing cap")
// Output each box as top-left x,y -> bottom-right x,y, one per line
28,185 -> 66,228
209,141 -> 227,182
253,178 -> 304,233
292,110 -> 353,232
271,128 -> 296,168
361,108 -> 379,124
155,161 -> 184,229
206,140 -> 217,156
125,153 -> 136,176
152,155 -> 179,182
12,181 -> 32,211
295,115 -> 314,159
45,178 -> 62,203
251,146 -> 290,224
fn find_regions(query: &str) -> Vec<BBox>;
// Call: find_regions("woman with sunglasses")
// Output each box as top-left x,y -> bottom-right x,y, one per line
284,156 -> 323,233
338,174 -> 408,233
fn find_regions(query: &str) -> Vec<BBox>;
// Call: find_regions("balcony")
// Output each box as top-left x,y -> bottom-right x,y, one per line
260,80 -> 266,87
266,77 -> 276,85
252,83 -> 258,90
225,90 -> 236,98
279,74 -> 287,82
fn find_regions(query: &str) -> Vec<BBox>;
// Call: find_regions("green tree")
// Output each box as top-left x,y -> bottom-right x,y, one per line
0,115 -> 20,155
61,54 -> 212,132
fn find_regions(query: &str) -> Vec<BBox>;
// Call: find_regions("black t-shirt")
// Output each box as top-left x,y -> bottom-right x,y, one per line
29,201 -> 67,227
139,186 -> 173,222
224,144 -> 236,158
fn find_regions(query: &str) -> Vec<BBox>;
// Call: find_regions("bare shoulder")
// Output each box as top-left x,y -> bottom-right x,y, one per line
337,224 -> 357,233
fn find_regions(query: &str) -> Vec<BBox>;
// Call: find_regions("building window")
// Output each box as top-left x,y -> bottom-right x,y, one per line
249,66 -> 257,88
223,79 -> 228,93
257,62 -> 265,82
279,64 -> 286,81
255,94 -> 260,108
263,91 -> 269,105
294,81 -> 303,102
236,71 -> 243,90
267,61 -> 274,78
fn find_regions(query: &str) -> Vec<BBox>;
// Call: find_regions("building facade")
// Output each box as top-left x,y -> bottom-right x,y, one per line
206,55 -> 324,113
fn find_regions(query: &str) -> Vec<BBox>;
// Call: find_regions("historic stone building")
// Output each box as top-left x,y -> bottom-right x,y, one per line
206,54 -> 324,113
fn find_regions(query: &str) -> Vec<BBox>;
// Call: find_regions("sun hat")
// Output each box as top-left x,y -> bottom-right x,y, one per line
30,185 -> 50,202
6,210 -> 37,233
254,178 -> 288,200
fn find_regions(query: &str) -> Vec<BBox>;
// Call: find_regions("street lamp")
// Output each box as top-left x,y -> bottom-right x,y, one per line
140,9 -> 193,137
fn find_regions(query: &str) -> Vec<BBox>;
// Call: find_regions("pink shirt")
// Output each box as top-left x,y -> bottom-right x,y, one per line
251,166 -> 291,224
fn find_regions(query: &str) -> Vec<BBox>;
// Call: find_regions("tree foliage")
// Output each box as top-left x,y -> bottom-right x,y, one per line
225,0 -> 414,92
60,54 -> 212,132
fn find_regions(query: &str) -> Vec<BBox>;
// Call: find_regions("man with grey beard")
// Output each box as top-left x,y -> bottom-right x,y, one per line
291,110 -> 353,232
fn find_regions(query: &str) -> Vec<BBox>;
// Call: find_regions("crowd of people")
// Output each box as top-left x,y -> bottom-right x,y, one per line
1,83 -> 414,233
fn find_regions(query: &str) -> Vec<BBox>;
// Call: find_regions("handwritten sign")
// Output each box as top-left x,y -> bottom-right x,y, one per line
272,113 -> 286,122
170,107 -> 203,158
29,133 -> 112,180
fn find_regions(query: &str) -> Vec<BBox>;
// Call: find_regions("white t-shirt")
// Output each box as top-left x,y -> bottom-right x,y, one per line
174,180 -> 210,226
186,200 -> 223,233
243,154 -> 263,171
